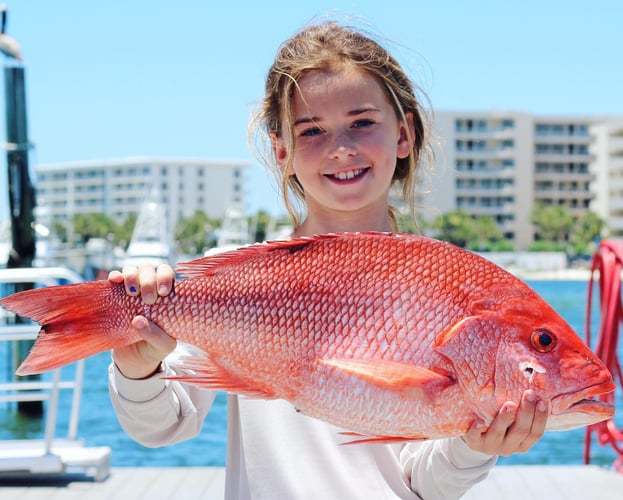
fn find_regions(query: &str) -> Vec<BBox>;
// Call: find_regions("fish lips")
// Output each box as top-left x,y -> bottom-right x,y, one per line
547,380 -> 616,431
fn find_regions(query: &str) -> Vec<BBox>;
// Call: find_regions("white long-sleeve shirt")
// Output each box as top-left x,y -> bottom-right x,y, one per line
109,354 -> 496,500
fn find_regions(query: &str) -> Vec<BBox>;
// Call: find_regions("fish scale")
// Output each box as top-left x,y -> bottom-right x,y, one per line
0,231 -> 615,442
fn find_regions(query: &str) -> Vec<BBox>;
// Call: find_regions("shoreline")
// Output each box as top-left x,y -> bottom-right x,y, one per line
513,268 -> 594,281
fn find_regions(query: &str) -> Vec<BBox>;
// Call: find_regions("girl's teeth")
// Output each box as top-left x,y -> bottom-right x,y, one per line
334,169 -> 363,180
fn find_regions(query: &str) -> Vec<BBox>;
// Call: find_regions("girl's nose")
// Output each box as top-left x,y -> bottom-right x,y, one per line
329,131 -> 357,159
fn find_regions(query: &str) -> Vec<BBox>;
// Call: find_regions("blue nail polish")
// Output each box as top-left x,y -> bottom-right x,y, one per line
129,285 -> 137,293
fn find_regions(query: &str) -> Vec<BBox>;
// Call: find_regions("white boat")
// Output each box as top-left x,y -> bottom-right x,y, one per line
207,205 -> 252,255
123,192 -> 173,267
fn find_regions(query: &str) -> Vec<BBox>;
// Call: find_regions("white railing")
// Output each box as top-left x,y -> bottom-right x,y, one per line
0,267 -> 110,480
0,267 -> 84,450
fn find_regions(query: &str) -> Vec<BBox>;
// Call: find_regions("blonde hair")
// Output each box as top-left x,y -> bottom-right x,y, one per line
250,21 -> 433,230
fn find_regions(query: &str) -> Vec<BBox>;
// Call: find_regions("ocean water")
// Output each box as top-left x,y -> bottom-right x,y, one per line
1,280 -> 622,468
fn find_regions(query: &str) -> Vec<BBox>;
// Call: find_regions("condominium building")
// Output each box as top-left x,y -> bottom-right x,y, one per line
592,119 -> 623,238
418,111 -> 598,250
34,157 -> 250,243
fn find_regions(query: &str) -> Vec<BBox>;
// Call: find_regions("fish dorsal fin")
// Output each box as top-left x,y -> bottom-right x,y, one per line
319,358 -> 455,400
175,234 -> 342,279
175,232 -> 401,279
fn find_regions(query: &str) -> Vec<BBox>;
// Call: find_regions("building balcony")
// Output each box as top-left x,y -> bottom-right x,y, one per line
454,128 -> 516,140
534,134 -> 592,145
455,186 -> 515,197
455,168 -> 516,180
534,172 -> 594,183
609,135 -> 623,155
455,148 -> 515,160
607,176 -> 623,191
608,198 -> 623,212
607,223 -> 623,238
534,189 -> 594,200
533,152 -> 596,163
458,204 -> 515,216
609,156 -> 623,171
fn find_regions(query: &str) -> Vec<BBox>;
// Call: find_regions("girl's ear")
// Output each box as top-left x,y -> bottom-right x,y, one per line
397,111 -> 416,159
270,131 -> 288,168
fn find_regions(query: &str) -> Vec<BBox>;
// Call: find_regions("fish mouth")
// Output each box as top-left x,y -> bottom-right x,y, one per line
548,380 -> 616,430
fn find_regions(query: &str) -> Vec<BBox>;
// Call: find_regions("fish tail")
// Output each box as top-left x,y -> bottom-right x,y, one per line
0,281 -> 140,375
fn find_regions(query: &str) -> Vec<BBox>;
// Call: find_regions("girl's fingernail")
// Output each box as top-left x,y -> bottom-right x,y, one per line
133,317 -> 148,330
538,401 -> 547,412
159,285 -> 169,295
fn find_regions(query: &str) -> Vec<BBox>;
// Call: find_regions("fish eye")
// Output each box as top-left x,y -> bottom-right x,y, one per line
531,329 -> 557,353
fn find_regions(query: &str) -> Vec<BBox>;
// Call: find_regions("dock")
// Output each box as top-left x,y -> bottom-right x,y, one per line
1,465 -> 623,499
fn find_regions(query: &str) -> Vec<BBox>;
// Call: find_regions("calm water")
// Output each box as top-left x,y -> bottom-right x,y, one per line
1,280 -> 621,468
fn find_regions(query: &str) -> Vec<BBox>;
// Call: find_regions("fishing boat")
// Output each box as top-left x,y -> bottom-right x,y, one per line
122,191 -> 174,267
206,204 -> 252,255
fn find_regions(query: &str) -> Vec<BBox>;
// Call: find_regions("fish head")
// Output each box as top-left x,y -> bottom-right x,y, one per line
490,293 -> 615,431
435,287 -> 615,432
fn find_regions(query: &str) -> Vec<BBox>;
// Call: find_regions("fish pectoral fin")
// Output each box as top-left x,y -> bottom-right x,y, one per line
167,356 -> 276,399
434,315 -> 481,347
319,358 -> 455,399
339,431 -> 428,445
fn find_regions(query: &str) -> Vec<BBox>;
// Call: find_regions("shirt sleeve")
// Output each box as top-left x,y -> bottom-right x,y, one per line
108,355 -> 217,447
400,438 -> 497,499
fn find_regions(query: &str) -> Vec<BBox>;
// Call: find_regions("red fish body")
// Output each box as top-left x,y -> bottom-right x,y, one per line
0,232 -> 615,441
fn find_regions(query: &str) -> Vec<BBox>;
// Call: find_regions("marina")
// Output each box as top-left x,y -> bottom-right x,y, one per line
0,4 -> 622,498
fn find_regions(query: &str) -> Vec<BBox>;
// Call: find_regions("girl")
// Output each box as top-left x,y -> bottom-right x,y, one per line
109,21 -> 548,499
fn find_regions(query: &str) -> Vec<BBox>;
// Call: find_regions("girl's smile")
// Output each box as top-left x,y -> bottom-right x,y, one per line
326,167 -> 370,182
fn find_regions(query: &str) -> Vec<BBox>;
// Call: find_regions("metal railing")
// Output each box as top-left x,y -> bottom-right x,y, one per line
0,267 -> 84,454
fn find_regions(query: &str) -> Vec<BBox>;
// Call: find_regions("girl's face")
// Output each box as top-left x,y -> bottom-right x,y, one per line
274,66 -> 413,226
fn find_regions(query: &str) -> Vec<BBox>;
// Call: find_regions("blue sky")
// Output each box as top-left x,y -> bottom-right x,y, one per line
1,0 -> 622,220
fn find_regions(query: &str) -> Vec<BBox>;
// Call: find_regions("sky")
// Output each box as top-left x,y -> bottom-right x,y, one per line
1,0 -> 622,221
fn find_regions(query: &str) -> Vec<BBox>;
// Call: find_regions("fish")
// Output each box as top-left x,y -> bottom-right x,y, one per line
0,232 -> 615,442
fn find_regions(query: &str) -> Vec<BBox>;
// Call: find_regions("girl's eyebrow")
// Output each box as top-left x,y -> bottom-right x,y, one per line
348,106 -> 381,116
293,107 -> 381,126
293,116 -> 319,126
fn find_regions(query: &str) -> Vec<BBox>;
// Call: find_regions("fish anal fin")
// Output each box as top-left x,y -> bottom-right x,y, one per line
167,355 -> 276,399
319,358 -> 455,400
339,431 -> 428,445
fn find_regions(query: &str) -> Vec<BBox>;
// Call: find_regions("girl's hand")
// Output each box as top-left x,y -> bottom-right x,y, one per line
461,390 -> 549,456
109,264 -> 177,379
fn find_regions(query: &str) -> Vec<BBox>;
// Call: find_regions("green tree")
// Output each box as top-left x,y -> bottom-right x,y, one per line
252,210 -> 273,242
73,213 -> 117,244
431,209 -> 475,247
176,210 -> 217,255
53,220 -> 67,243
530,204 -> 574,249
570,211 -> 604,257
469,215 -> 505,251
